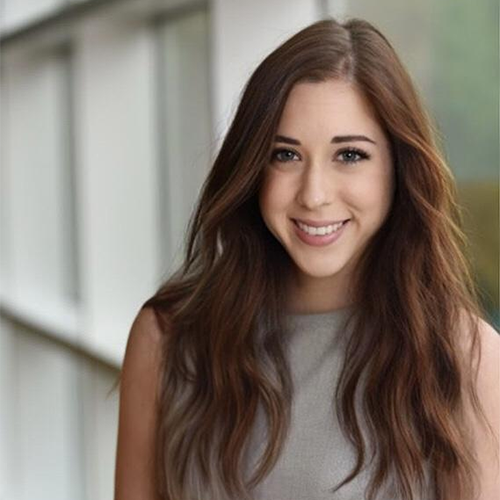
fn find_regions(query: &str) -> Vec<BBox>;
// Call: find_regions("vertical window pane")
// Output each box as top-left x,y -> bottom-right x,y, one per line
59,45 -> 81,305
13,326 -> 85,500
0,69 -> 10,295
81,362 -> 119,500
0,317 -> 16,497
156,9 -> 211,274
1,45 -> 80,312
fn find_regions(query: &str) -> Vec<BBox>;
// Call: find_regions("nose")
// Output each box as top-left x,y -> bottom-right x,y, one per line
295,165 -> 331,210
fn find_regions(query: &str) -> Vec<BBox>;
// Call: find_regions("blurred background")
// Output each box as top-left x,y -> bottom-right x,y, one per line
0,0 -> 497,499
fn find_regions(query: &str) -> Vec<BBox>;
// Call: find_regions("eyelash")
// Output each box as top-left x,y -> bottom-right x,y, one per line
270,147 -> 371,165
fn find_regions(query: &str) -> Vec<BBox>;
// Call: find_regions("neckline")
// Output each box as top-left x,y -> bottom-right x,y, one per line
286,304 -> 355,319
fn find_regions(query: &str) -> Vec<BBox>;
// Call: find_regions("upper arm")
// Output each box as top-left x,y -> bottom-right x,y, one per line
464,316 -> 500,499
114,306 -> 166,500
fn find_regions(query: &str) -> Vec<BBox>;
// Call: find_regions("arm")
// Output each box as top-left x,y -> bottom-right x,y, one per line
465,317 -> 500,500
114,306 -> 165,500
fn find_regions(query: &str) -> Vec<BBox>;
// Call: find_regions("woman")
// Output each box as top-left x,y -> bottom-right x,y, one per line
114,17 -> 499,500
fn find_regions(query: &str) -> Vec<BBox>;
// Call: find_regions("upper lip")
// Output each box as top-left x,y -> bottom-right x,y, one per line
293,218 -> 350,227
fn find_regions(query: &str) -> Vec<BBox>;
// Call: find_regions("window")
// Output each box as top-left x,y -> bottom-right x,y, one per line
155,8 -> 212,276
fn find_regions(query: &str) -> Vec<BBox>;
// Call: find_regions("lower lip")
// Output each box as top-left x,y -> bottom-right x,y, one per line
292,219 -> 350,247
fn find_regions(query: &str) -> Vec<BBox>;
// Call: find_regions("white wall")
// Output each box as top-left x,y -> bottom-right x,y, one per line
80,361 -> 119,500
210,0 -> 320,144
156,9 -> 212,277
74,8 -> 161,365
0,0 -> 66,33
1,48 -> 76,315
0,317 -> 15,499
14,329 -> 84,500
0,45 -> 11,295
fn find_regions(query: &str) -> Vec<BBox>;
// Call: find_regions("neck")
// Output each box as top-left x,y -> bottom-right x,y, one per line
284,268 -> 356,315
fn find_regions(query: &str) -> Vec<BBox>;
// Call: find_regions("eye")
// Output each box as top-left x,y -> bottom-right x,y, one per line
337,147 -> 371,165
271,148 -> 300,163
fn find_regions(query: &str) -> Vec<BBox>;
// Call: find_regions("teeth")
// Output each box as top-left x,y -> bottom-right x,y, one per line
296,220 -> 346,236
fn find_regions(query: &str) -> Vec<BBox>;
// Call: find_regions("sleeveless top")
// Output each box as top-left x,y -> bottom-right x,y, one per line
242,307 -> 433,500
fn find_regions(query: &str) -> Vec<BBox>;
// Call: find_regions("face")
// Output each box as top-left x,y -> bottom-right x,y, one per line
259,79 -> 394,309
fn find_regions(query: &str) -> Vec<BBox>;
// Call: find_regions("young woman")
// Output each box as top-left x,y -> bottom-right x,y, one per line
114,17 -> 499,500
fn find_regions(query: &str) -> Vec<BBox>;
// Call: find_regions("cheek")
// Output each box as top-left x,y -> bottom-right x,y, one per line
349,170 -> 394,217
259,175 -> 291,218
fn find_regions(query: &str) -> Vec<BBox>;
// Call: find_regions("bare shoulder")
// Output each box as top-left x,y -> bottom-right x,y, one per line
458,310 -> 499,412
120,306 -> 166,404
114,306 -> 169,500
459,311 -> 500,379
126,306 -> 165,371
475,316 -> 500,384
468,314 -> 500,433
459,311 -> 500,499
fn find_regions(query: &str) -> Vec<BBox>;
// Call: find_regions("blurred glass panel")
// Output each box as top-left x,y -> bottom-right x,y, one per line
0,317 -> 119,500
0,316 -> 16,497
1,45 -> 80,308
0,69 -> 9,295
326,0 -> 499,326
59,44 -> 81,306
155,8 -> 211,276
13,324 -> 84,500
80,361 -> 119,500
0,0 -> 66,32
429,0 -> 499,326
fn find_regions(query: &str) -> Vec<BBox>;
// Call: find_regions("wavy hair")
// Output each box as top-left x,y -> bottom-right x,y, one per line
141,17 -> 497,500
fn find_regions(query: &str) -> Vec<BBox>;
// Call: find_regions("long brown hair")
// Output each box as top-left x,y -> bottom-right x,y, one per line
141,17 -> 497,500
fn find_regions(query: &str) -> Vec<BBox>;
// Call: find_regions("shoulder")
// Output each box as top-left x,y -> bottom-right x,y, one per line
458,311 -> 499,380
472,315 -> 499,429
120,304 -> 171,416
457,310 -> 499,412
475,316 -> 500,380
128,306 -> 164,357
114,306 -> 169,500
121,307 -> 166,394
459,311 -> 500,498
467,315 -> 500,433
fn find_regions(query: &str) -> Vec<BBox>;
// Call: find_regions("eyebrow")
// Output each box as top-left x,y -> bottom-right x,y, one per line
275,134 -> 377,145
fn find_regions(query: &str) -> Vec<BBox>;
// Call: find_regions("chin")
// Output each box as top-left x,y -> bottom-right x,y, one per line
294,262 -> 345,280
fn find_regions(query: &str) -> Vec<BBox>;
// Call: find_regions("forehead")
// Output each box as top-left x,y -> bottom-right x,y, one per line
278,79 -> 384,137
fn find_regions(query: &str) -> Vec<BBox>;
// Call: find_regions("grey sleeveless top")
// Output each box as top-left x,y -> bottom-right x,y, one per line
243,307 -> 432,500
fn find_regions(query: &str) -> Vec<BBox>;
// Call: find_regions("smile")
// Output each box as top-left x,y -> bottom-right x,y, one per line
296,220 -> 346,235
292,219 -> 350,247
